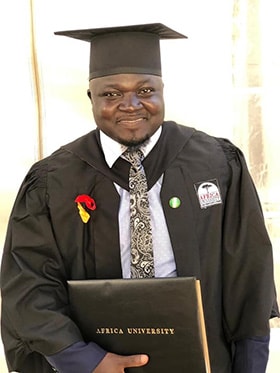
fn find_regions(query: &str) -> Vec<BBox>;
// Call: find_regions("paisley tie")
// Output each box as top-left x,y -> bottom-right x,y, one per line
123,148 -> 154,278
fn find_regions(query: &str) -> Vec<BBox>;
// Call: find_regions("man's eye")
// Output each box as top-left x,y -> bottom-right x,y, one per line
138,88 -> 154,95
102,92 -> 121,98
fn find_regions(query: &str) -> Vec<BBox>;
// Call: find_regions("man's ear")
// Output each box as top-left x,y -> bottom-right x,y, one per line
87,89 -> 91,100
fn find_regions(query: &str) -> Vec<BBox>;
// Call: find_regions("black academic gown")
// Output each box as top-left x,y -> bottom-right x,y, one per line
1,121 -> 278,373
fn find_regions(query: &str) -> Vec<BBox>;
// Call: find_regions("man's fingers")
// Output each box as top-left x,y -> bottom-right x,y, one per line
93,352 -> 149,372
122,354 -> 149,367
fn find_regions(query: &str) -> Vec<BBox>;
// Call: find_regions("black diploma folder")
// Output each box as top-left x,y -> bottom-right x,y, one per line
67,277 -> 211,372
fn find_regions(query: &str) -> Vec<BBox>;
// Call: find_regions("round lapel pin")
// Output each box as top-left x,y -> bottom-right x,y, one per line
169,197 -> 181,208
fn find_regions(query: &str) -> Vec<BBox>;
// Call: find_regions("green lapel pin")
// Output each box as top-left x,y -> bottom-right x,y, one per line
169,197 -> 181,209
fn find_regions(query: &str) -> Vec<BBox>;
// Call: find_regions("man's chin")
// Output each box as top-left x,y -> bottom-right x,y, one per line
118,134 -> 150,148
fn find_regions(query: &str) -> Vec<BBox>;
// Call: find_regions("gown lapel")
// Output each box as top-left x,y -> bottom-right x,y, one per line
161,167 -> 201,278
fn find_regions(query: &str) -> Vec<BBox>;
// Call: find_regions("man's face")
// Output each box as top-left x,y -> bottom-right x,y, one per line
88,74 -> 165,147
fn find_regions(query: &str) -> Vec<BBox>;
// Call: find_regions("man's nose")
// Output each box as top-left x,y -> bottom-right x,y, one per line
119,92 -> 142,110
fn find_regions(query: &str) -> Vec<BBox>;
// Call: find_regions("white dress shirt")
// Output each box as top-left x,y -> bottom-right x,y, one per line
100,128 -> 177,278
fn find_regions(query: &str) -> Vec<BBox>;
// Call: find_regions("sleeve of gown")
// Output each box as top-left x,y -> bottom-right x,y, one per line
0,161 -> 83,368
45,341 -> 106,373
220,140 -> 279,342
232,335 -> 270,373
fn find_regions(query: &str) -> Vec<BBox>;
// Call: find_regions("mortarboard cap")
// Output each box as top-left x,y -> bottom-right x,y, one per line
54,23 -> 187,80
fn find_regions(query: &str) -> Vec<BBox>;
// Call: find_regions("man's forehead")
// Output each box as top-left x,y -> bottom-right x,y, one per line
89,74 -> 163,89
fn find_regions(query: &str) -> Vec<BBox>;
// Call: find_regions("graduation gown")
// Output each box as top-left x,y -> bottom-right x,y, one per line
1,121 -> 278,373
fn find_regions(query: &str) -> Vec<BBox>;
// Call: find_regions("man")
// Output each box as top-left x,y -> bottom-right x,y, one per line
1,23 -> 279,373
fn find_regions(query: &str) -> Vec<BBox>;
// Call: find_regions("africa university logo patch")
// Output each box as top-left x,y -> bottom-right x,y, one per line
194,179 -> 222,209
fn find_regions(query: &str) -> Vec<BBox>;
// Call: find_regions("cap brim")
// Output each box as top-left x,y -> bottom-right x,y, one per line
54,22 -> 188,42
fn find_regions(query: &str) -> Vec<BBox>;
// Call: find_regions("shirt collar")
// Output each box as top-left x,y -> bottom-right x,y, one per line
100,127 -> 162,168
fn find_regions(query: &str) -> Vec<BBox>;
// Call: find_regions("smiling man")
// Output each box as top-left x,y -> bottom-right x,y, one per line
1,23 -> 279,373
88,73 -> 165,147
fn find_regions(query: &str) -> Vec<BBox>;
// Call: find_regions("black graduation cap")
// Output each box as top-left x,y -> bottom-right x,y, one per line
54,23 -> 188,80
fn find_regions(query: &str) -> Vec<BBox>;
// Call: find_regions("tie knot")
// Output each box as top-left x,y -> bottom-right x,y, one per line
123,148 -> 144,169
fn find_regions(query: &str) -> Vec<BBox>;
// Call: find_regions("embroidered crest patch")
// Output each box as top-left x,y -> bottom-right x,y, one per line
194,179 -> 222,209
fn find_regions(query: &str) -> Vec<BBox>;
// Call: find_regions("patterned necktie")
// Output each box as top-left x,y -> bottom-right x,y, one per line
123,148 -> 154,278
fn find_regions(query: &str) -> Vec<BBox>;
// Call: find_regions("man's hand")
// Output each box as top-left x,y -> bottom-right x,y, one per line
93,352 -> 149,372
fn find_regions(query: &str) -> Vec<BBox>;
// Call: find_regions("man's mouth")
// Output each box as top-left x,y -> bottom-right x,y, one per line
117,116 -> 147,125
